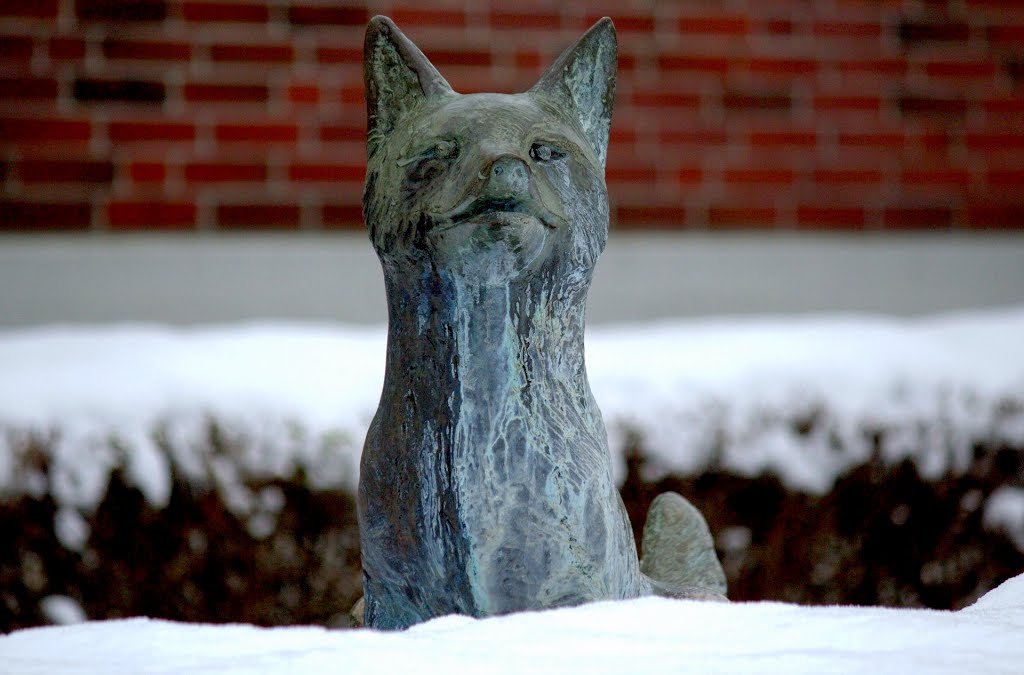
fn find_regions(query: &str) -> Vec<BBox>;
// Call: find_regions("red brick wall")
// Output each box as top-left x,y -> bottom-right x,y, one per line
1,0 -> 1022,233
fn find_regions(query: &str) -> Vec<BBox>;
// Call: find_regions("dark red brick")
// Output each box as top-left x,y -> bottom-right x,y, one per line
658,54 -> 729,74
967,204 -> 1024,230
902,168 -> 971,186
515,50 -> 542,70
839,132 -> 905,149
815,168 -> 884,184
0,35 -> 34,59
289,163 -> 363,182
288,85 -> 319,104
185,163 -> 266,182
0,117 -> 91,142
77,0 -> 167,22
925,60 -> 997,78
747,58 -> 817,77
814,22 -> 882,38
632,90 -> 701,108
215,123 -> 297,142
984,96 -> 1024,114
0,0 -> 58,18
708,205 -> 776,228
899,95 -> 968,118
424,49 -> 491,67
814,95 -> 882,113
898,20 -> 970,44
108,201 -> 196,230
797,206 -> 866,229
609,127 -> 637,145
758,19 -> 793,36
749,131 -> 817,147
129,161 -> 165,182
210,43 -> 294,63
0,200 -> 91,231
615,205 -> 688,228
340,86 -> 364,105
103,39 -> 191,61
287,4 -> 367,26
0,77 -> 57,100
988,170 -> 1024,186
218,204 -> 301,229
73,78 -> 165,103
838,59 -> 907,77
657,129 -> 728,145
987,24 -> 1024,45
677,168 -> 703,185
19,159 -> 114,183
723,91 -> 791,112
316,47 -> 361,64
321,125 -> 364,142
605,165 -> 657,183
966,132 -> 1024,150
1007,58 -> 1024,86
883,206 -> 954,230
184,83 -> 268,103
919,131 -> 951,153
108,120 -> 195,141
724,168 -> 795,184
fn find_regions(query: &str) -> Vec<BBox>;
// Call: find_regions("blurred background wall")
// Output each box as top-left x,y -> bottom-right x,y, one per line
1,0 -> 1022,324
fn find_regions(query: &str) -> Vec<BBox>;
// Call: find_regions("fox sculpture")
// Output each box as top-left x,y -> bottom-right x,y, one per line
358,15 -> 727,630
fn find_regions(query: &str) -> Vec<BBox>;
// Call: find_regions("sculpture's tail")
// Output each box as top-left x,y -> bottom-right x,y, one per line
640,491 -> 728,601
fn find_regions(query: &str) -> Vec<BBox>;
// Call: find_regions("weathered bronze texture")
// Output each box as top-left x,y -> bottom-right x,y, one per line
359,15 -> 725,630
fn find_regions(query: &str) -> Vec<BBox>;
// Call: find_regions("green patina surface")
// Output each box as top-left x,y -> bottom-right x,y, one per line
358,16 -> 725,630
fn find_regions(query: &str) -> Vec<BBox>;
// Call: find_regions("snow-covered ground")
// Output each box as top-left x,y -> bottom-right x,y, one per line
2,309 -> 1023,670
2,307 -> 1024,550
2,573 -> 1023,674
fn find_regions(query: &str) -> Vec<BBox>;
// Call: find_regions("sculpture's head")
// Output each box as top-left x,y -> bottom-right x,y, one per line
362,16 -> 617,288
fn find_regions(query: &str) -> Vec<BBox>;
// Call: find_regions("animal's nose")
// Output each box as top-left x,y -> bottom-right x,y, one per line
484,156 -> 530,198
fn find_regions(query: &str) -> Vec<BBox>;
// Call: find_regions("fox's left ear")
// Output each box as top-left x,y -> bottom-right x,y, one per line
530,18 -> 617,168
364,16 -> 453,153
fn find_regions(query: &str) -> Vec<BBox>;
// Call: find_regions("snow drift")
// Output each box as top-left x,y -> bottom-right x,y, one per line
2,308 -> 1023,531
2,572 -> 1023,674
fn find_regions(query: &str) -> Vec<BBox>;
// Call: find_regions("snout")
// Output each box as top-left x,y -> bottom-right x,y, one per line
483,155 -> 530,199
430,152 -> 566,230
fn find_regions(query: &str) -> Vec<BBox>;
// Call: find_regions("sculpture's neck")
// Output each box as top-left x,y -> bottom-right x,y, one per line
381,265 -> 590,408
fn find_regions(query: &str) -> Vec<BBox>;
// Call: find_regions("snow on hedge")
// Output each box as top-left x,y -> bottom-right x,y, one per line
1,308 -> 1023,543
3,573 -> 1023,674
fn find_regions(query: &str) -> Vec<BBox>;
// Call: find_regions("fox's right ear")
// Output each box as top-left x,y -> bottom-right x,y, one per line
530,18 -> 616,169
364,16 -> 453,151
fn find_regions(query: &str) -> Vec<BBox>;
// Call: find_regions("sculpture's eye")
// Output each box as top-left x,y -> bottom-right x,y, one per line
401,140 -> 459,184
529,143 -> 566,163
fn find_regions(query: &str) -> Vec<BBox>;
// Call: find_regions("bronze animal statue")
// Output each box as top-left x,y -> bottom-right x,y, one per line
358,15 -> 726,630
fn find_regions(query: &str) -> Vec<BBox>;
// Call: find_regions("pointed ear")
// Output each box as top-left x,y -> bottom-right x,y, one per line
530,18 -> 617,168
364,16 -> 453,150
